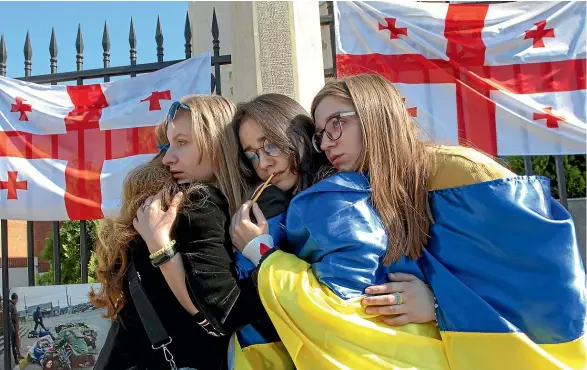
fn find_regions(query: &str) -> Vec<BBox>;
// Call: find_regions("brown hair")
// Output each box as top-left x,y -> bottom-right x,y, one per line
310,74 -> 434,264
90,94 -> 245,320
232,93 -> 329,193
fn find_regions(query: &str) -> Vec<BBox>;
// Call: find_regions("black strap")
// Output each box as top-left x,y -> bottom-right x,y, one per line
128,260 -> 177,369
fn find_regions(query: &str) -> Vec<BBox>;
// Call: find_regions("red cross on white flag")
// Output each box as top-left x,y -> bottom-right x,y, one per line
0,53 -> 212,221
334,1 -> 586,156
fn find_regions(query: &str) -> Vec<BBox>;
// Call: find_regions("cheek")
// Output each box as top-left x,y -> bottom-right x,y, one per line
347,124 -> 363,153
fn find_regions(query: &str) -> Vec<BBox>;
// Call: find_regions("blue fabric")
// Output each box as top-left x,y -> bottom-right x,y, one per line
234,213 -> 286,348
421,176 -> 586,344
286,172 -> 423,299
285,172 -> 586,344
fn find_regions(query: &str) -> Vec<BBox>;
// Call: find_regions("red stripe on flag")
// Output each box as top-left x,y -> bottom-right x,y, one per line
444,4 -> 489,66
445,4 -> 495,154
63,85 -> 109,220
336,54 -> 455,83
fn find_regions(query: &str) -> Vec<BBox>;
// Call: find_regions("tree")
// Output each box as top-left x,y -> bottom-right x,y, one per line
37,220 -> 99,285
506,155 -> 586,199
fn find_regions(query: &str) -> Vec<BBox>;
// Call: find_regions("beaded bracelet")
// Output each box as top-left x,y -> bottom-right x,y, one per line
149,240 -> 176,260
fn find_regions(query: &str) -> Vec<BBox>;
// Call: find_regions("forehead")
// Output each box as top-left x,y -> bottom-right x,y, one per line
238,117 -> 265,145
314,96 -> 354,128
166,111 -> 192,137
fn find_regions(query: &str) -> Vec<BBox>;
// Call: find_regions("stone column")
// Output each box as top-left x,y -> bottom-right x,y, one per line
189,1 -> 325,110
231,1 -> 325,110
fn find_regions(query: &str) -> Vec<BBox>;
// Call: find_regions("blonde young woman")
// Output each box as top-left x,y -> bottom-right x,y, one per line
91,95 -> 270,370
232,75 -> 586,369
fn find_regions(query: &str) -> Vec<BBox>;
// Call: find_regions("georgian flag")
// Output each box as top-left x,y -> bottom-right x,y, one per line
334,1 -> 586,156
0,53 -> 211,221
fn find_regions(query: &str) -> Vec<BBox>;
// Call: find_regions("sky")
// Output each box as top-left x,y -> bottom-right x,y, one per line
0,1 -> 192,80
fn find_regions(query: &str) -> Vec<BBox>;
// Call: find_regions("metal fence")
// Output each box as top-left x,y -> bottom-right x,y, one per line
319,1 -> 583,210
0,9 -> 229,367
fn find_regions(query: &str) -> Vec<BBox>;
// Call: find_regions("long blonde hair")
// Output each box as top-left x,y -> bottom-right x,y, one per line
90,94 -> 245,320
310,74 -> 434,265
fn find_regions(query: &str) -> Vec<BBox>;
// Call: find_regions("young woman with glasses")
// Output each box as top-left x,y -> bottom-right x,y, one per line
232,75 -> 585,369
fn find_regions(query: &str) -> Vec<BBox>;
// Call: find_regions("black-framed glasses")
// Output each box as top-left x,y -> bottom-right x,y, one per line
167,101 -> 190,122
312,111 -> 356,153
244,139 -> 282,169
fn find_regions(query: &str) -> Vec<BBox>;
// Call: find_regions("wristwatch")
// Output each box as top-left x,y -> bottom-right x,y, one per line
151,244 -> 178,268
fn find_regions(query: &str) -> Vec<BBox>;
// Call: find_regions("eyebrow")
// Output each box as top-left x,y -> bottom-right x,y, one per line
316,111 -> 343,130
170,133 -> 189,141
243,136 -> 266,151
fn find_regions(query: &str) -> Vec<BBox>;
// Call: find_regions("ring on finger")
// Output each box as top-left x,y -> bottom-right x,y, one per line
392,292 -> 403,305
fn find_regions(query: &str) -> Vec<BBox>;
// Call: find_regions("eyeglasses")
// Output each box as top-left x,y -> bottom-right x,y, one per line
312,111 -> 356,153
167,101 -> 190,122
244,140 -> 282,169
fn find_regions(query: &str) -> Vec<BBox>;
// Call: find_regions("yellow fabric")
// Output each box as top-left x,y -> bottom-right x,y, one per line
255,146 -> 585,369
441,332 -> 587,370
257,251 -> 450,369
233,334 -> 294,370
428,145 -> 514,191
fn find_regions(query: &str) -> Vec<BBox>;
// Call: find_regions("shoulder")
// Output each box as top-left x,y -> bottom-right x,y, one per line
182,184 -> 229,216
255,185 -> 290,220
429,145 -> 515,191
177,184 -> 229,230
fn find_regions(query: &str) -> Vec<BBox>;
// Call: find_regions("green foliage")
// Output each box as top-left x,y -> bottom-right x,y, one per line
37,220 -> 99,285
506,155 -> 586,199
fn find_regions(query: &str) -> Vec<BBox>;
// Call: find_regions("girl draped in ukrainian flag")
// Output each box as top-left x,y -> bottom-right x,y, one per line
231,74 -> 586,370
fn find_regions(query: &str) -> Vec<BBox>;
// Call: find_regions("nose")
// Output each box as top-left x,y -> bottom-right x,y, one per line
320,133 -> 336,152
257,151 -> 274,171
162,147 -> 177,166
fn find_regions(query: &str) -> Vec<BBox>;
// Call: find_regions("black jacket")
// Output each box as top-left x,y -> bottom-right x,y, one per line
102,185 -> 270,370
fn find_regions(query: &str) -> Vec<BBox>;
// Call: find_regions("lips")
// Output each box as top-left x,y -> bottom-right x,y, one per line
270,171 -> 284,182
328,154 -> 343,165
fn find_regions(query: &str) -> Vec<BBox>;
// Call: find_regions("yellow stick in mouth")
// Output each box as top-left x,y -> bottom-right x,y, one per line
250,173 -> 274,206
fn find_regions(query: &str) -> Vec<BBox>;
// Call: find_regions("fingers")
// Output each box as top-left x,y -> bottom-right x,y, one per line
364,282 -> 406,295
150,190 -> 163,210
168,191 -> 183,213
365,303 -> 408,316
388,272 -> 416,282
239,201 -> 252,222
362,292 -> 402,307
380,314 -> 411,327
251,203 -> 267,227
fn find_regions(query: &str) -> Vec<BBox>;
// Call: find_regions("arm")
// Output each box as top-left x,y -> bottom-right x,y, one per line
134,191 -> 200,315
135,188 -> 268,335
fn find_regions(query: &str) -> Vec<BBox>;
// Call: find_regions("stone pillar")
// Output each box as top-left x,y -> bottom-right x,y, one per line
189,1 -> 325,110
231,1 -> 325,110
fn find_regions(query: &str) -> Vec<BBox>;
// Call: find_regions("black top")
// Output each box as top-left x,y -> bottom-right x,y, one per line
103,184 -> 269,370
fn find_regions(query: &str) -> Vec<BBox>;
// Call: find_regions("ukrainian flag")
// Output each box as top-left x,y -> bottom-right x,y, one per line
255,146 -> 586,369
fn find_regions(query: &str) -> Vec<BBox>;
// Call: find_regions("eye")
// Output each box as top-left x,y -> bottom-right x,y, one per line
177,140 -> 186,146
266,142 -> 278,153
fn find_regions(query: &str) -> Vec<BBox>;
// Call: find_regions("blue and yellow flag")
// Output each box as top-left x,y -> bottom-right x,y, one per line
256,146 -> 586,369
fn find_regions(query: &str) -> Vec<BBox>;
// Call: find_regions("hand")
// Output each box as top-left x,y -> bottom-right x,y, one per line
361,273 -> 436,326
134,190 -> 184,254
230,202 -> 268,251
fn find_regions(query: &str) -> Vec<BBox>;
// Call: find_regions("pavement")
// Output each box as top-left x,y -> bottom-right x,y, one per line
0,309 -> 110,370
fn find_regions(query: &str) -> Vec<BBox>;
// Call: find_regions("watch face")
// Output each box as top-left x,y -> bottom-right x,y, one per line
152,253 -> 171,267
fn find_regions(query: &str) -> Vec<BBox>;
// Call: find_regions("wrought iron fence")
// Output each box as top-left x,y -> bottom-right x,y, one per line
0,9 -> 230,367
